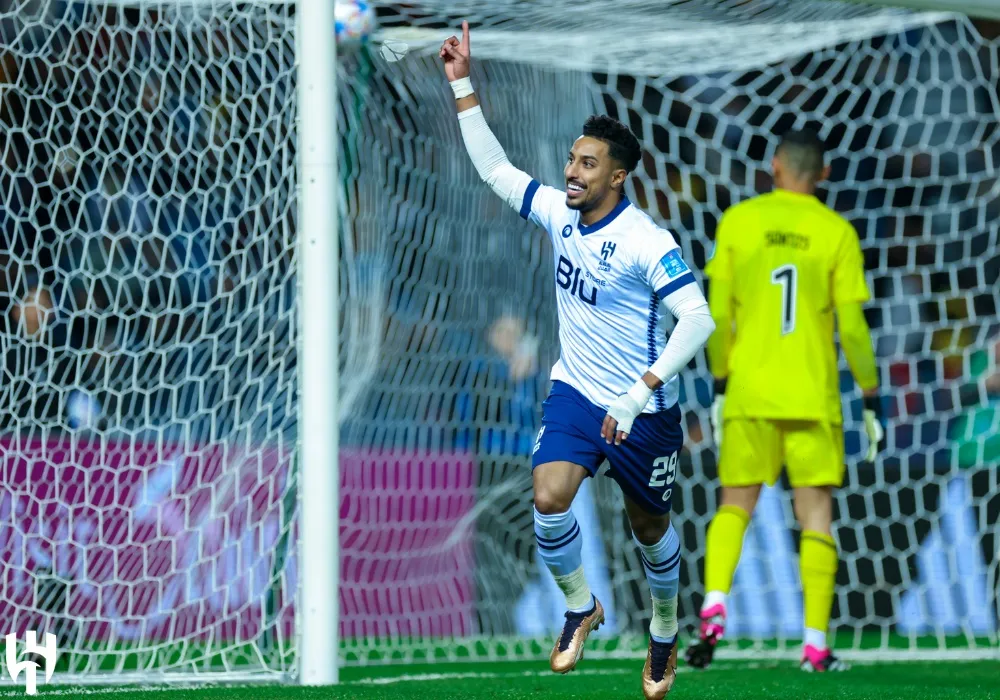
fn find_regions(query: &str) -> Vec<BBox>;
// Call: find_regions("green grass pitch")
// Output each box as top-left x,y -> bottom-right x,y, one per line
19,660 -> 999,699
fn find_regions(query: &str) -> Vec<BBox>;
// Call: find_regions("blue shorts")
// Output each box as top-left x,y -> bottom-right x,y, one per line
531,380 -> 684,515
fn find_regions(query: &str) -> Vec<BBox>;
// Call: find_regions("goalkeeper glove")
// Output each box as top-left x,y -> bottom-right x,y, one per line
862,394 -> 884,462
710,378 -> 726,447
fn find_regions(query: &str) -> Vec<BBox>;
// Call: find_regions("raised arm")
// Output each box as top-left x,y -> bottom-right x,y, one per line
440,21 -> 479,114
440,21 -> 533,211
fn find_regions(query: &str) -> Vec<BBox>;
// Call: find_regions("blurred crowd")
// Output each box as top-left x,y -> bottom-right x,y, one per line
1,1 -> 296,441
1,5 -> 997,478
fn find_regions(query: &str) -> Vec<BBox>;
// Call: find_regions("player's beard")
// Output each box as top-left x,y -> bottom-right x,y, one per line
566,186 -> 608,213
565,182 -> 594,211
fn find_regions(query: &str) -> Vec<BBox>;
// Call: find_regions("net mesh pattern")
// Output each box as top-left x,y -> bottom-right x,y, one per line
1,1 -> 298,680
344,6 -> 1000,662
0,0 -> 998,683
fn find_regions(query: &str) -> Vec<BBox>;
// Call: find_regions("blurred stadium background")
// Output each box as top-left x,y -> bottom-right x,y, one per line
0,0 -> 997,693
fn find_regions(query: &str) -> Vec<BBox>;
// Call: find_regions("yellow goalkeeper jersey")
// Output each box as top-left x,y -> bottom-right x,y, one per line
705,189 -> 870,423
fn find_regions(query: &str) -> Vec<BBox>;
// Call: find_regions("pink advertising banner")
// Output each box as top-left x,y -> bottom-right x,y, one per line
0,436 -> 475,643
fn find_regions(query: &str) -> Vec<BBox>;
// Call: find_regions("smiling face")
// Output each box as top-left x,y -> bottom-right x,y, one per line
564,136 -> 627,214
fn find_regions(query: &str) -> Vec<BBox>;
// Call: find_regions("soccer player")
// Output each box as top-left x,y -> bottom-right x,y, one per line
440,22 -> 714,700
685,129 -> 884,672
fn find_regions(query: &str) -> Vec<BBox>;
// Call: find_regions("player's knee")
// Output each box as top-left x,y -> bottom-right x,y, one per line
630,516 -> 670,545
721,485 -> 761,514
533,485 -> 574,515
793,487 -> 834,533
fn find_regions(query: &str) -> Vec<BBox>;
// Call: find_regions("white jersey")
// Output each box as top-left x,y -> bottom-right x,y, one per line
520,180 -> 697,413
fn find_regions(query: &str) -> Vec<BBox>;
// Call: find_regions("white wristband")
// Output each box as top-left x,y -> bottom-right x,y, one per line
450,77 -> 474,100
625,379 -> 654,410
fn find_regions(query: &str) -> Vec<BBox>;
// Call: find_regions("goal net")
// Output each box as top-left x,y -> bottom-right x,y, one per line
0,0 -> 996,686
1,0 -> 298,683
356,0 -> 1000,664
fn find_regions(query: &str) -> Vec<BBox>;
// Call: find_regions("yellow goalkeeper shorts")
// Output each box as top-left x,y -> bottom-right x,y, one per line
718,418 -> 845,488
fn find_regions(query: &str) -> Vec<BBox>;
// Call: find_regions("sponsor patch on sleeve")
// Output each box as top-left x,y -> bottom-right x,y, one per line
659,249 -> 690,279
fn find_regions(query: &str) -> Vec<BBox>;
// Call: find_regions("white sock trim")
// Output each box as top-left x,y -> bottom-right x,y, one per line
632,524 -> 679,563
804,627 -> 827,651
552,565 -> 593,613
702,590 -> 727,613
533,506 -> 574,528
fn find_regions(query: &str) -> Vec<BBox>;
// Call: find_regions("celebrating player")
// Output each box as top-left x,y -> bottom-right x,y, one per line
440,21 -> 714,700
686,129 -> 884,672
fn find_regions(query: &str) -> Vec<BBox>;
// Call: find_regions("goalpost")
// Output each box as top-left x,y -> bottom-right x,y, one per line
297,0 -> 338,688
0,0 -> 997,689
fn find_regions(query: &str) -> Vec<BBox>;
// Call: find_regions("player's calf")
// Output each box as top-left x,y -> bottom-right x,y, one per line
533,501 -> 603,674
629,514 -> 681,698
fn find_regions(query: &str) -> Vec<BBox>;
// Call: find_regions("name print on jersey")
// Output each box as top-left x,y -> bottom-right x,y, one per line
766,231 -> 811,250
556,255 -> 599,306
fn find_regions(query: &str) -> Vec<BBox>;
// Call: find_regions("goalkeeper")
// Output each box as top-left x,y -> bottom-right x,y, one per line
686,129 -> 883,673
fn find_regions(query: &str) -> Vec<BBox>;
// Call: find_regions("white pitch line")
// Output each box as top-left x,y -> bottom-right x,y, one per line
0,663 -> 769,695
0,687 -> 234,698
348,667 -> 634,686
0,670 -> 632,696
2,654 -> 994,696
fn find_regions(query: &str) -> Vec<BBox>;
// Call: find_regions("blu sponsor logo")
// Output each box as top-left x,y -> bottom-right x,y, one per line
556,255 -> 599,306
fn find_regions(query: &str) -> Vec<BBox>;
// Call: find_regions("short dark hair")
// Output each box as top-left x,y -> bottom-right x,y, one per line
582,115 -> 641,173
777,128 -> 826,180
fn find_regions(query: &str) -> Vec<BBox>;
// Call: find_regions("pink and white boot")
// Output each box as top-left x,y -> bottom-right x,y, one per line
684,602 -> 726,669
800,644 -> 849,672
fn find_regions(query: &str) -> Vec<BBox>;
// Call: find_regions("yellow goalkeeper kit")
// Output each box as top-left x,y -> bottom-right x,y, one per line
705,189 -> 878,487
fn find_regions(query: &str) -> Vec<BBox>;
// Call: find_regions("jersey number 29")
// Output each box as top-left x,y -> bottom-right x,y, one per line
771,264 -> 797,335
649,452 -> 678,502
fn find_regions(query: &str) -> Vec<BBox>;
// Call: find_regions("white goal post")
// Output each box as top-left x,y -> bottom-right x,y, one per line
296,0 -> 339,688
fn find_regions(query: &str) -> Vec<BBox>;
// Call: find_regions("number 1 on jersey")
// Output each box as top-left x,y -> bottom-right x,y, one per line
771,264 -> 797,335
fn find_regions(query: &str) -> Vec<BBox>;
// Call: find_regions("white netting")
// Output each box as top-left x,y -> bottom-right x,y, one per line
342,0 -> 1000,664
1,0 -> 298,682
377,0 -> 953,76
1,0 -> 999,687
